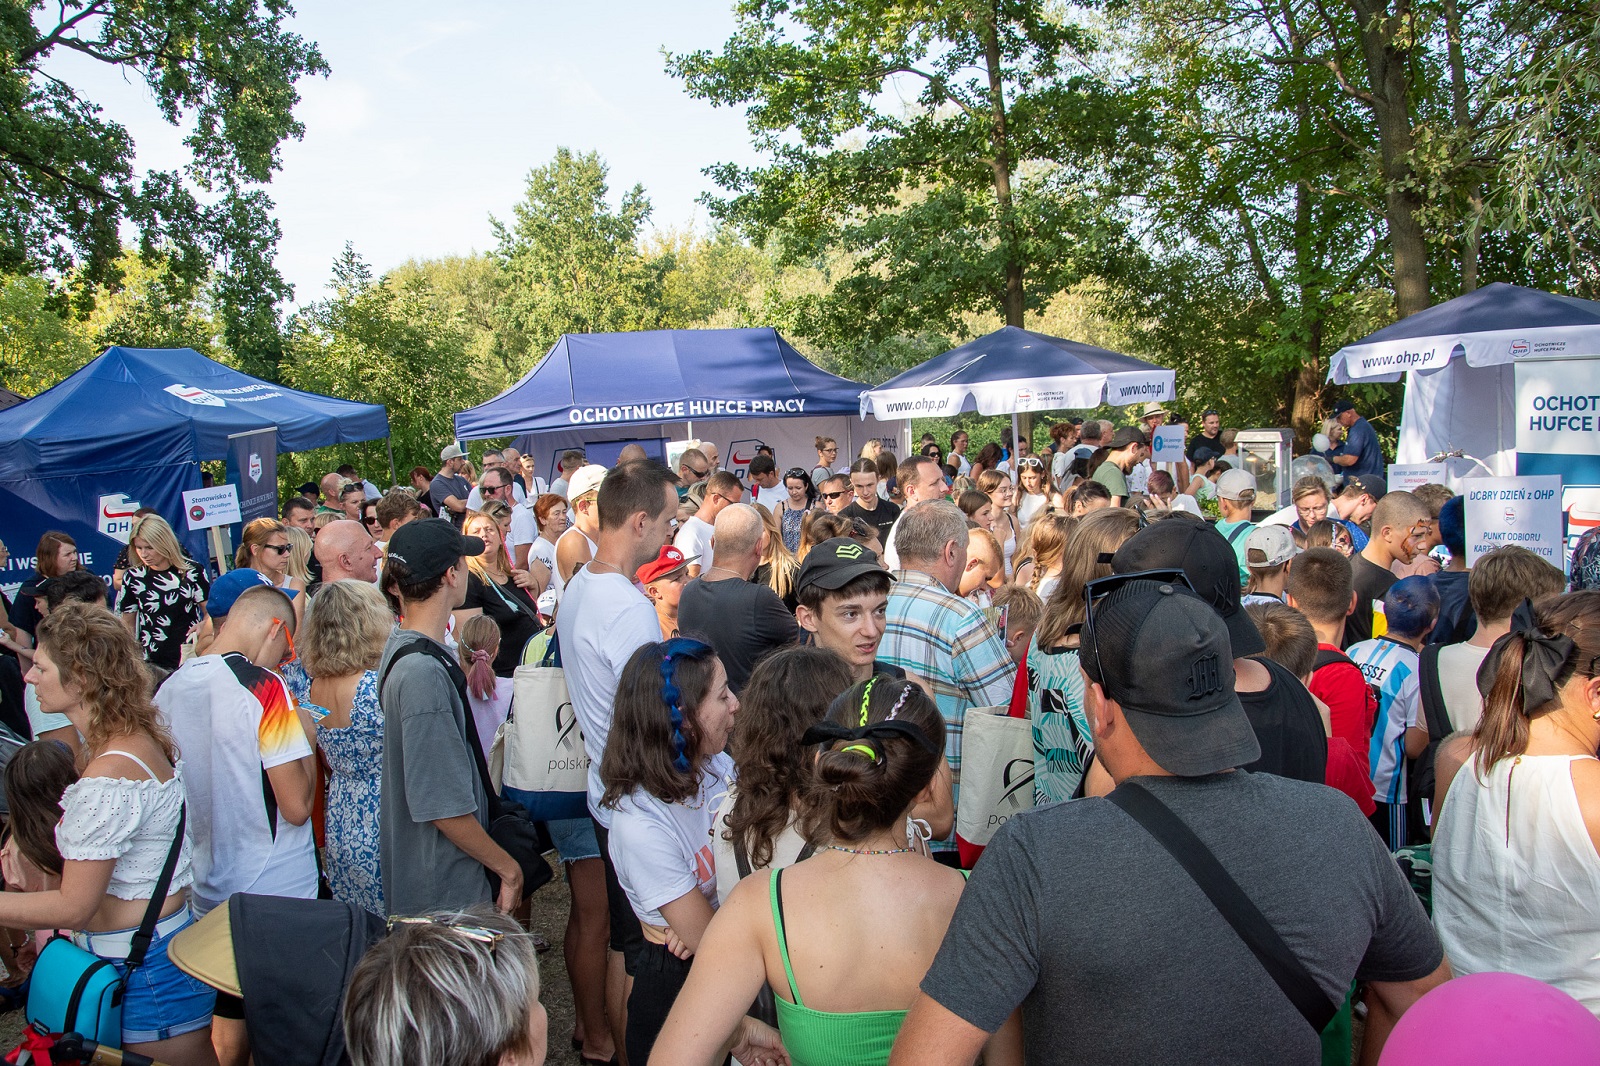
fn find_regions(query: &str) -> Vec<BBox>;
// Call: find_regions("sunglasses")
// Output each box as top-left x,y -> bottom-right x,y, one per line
272,618 -> 297,668
1018,457 -> 1045,469
1081,569 -> 1194,684
386,915 -> 512,949
785,468 -> 807,479
263,543 -> 292,555
820,490 -> 848,501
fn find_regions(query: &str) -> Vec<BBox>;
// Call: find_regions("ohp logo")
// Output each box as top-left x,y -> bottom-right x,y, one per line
1509,339 -> 1530,358
163,383 -> 226,407
248,453 -> 263,483
98,493 -> 141,543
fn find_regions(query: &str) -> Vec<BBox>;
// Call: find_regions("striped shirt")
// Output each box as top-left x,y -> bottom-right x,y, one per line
879,569 -> 1016,844
1346,637 -> 1421,805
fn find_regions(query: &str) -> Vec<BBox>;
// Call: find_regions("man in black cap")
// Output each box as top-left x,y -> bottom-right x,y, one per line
892,577 -> 1448,1066
1107,516 -> 1328,785
1325,399 -> 1385,478
1090,426 -> 1147,507
378,518 -> 522,916
795,537 -> 904,684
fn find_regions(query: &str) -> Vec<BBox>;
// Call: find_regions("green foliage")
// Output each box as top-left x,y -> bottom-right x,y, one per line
493,149 -> 660,367
0,0 -> 326,334
669,0 -> 1144,359
279,245 -> 482,495
0,274 -> 94,396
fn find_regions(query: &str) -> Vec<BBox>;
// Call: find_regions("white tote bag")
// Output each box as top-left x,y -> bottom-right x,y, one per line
503,631 -> 590,795
954,707 -> 1035,849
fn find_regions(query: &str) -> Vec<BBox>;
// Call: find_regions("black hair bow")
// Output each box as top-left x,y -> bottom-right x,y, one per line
1478,599 -> 1575,711
800,720 -> 939,754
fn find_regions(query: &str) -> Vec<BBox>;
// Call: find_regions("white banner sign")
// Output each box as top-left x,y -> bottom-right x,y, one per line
1463,475 -> 1565,568
183,484 -> 242,531
1387,463 -> 1447,493
1150,425 -> 1185,461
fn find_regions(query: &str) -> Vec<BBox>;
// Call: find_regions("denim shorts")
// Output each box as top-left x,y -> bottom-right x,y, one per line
546,816 -> 601,862
103,915 -> 216,1044
501,787 -> 599,862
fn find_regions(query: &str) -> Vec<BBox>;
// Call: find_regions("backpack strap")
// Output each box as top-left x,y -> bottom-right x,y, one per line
1223,522 -> 1251,546
1314,647 -> 1355,672
1417,644 -> 1451,742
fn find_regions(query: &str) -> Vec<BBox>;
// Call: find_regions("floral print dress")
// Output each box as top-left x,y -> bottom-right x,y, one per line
302,670 -> 385,915
114,565 -> 209,669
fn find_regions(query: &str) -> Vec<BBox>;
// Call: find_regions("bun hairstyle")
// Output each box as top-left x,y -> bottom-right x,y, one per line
1475,592 -> 1600,773
601,638 -> 723,807
800,677 -> 944,845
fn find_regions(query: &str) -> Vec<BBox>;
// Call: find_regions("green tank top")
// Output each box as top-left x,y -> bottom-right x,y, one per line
769,868 -> 908,1066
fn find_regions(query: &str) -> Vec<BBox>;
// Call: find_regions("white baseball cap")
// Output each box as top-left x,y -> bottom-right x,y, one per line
566,464 -> 608,501
1245,524 -> 1299,568
1216,468 -> 1258,501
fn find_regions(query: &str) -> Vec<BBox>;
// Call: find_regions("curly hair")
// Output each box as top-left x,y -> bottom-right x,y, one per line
300,580 -> 392,679
723,646 -> 854,866
36,604 -> 177,768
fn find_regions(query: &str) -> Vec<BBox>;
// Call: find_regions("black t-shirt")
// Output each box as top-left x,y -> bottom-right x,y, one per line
1237,655 -> 1328,785
840,498 -> 902,543
751,563 -> 800,614
7,573 -> 42,640
677,576 -> 800,692
1347,554 -> 1398,647
461,571 -> 543,677
1186,431 -> 1224,463
873,660 -> 907,679
1427,569 -> 1474,646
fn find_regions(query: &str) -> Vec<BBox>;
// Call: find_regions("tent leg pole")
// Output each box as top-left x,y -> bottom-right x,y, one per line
386,437 -> 396,489
1011,412 -> 1020,467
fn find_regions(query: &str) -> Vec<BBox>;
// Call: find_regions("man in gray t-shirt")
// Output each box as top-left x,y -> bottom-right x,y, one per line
891,578 -> 1448,1066
378,518 -> 521,915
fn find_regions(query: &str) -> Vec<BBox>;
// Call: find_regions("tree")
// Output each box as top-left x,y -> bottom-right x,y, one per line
281,245 -> 482,490
668,0 -> 1141,355
0,274 -> 94,395
492,149 -> 660,365
0,0 -> 327,331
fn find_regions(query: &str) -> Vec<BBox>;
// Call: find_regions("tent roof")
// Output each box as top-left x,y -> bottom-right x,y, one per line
860,326 -> 1175,419
454,328 -> 869,440
0,385 -> 21,411
0,347 -> 389,477
1330,282 -> 1600,383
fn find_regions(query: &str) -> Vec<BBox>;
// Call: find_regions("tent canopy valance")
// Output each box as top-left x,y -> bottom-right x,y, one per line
455,327 -> 871,440
859,325 -> 1175,420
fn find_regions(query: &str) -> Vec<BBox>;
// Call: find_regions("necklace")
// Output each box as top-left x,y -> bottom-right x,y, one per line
587,558 -> 626,576
821,843 -> 916,857
706,565 -> 746,580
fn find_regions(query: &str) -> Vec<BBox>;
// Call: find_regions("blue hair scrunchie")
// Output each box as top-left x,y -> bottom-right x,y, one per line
658,637 -> 711,773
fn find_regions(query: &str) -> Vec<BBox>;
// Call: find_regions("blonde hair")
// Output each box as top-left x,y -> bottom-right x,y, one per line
128,514 -> 193,572
235,517 -> 287,570
1035,508 -> 1141,647
755,503 -> 798,600
300,581 -> 392,679
462,511 -> 502,582
1025,513 -> 1074,593
285,526 -> 314,584
36,604 -> 178,769
314,510 -> 340,530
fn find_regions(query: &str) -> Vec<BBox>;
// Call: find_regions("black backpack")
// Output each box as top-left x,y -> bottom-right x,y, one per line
1409,644 -> 1455,809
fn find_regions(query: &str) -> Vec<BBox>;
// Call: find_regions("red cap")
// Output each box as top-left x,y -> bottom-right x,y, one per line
636,545 -> 695,584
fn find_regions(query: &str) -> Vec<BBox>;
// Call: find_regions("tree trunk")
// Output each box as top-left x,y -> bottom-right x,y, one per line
1290,177 -> 1325,449
1443,0 -> 1481,292
1350,0 -> 1431,317
982,4 -> 1025,327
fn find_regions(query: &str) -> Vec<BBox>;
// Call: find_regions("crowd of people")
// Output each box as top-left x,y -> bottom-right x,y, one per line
0,412 -> 1596,1065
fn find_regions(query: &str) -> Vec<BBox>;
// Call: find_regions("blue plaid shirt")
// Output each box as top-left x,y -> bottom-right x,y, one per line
879,569 -> 1017,844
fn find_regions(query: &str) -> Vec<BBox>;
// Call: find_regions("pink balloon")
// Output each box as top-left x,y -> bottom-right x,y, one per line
1380,972 -> 1600,1065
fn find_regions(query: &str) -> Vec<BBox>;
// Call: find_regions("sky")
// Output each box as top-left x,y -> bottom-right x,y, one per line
51,0 -> 764,307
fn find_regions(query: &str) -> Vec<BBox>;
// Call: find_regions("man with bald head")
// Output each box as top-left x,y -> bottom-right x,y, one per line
314,519 -> 381,586
676,502 -> 799,691
317,471 -> 345,515
616,442 -> 649,464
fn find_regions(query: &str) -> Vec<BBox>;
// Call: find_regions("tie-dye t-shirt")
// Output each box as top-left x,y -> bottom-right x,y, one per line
155,651 -> 317,910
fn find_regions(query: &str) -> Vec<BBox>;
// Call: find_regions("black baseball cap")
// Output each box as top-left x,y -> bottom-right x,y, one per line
795,538 -> 893,595
1109,426 -> 1148,450
1111,518 -> 1267,657
1349,474 -> 1388,500
1331,399 -> 1356,415
1082,579 -> 1259,776
1068,417 -> 1085,426
385,518 -> 484,583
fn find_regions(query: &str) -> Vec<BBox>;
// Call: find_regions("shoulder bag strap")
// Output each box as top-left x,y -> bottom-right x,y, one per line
1223,522 -> 1251,545
1417,644 -> 1451,741
125,803 -> 186,972
1106,782 -> 1337,1033
382,639 -> 507,820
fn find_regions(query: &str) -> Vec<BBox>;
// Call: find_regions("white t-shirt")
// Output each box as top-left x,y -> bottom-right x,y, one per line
529,536 -> 558,584
674,515 -> 715,566
510,501 -> 539,556
1129,459 -> 1152,494
1438,642 -> 1492,733
555,567 -> 664,825
1016,492 -> 1048,528
754,483 -> 787,510
466,482 -> 527,510
953,452 -> 971,476
1169,494 -> 1205,517
154,652 -> 316,912
609,753 -> 733,927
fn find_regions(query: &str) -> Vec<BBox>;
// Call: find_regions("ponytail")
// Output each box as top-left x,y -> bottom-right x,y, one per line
455,615 -> 502,701
1474,630 -> 1532,773
1472,594 -> 1600,772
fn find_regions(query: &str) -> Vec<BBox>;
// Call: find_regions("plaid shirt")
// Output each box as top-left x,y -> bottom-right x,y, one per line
879,569 -> 1016,843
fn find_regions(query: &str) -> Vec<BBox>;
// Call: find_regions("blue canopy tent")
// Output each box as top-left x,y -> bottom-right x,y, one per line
0,347 -> 389,589
456,328 -> 900,480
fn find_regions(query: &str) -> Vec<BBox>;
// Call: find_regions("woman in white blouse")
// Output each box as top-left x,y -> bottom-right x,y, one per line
14,604 -> 216,1065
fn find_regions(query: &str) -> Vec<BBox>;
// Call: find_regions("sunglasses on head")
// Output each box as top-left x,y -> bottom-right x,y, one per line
1081,568 -> 1194,682
1018,457 -> 1044,469
387,914 -> 513,950
785,468 -> 807,479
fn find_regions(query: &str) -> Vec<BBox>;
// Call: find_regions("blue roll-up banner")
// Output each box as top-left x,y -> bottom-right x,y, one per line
226,428 -> 278,525
0,464 -> 201,599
